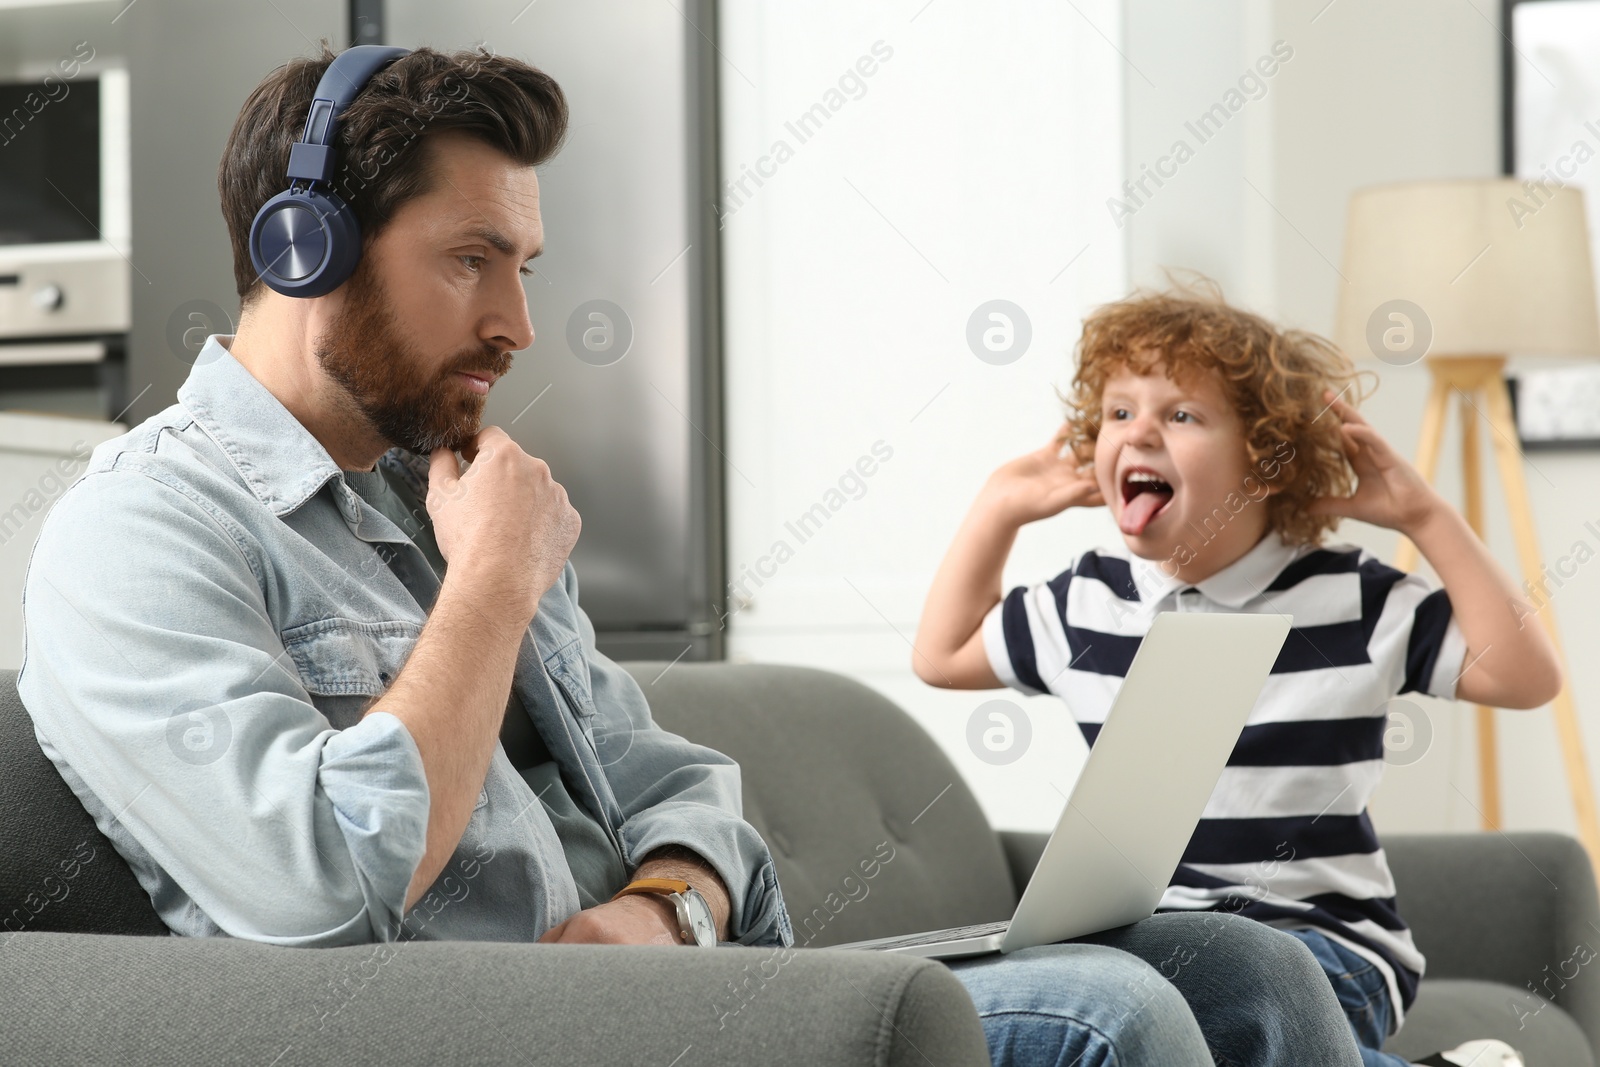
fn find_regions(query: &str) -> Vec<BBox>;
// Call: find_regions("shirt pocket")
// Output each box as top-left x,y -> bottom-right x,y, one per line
281,618 -> 423,728
543,637 -> 598,724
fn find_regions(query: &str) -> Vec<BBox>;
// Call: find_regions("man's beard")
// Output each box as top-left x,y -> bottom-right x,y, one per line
313,261 -> 512,458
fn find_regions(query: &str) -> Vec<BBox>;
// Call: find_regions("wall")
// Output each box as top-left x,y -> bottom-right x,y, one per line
719,0 -> 1126,830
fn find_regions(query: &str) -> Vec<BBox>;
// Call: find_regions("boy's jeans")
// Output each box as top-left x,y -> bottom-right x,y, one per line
1284,929 -> 1412,1067
946,913 -> 1365,1067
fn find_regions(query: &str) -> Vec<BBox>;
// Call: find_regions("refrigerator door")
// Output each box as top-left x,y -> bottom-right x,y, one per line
386,0 -> 725,661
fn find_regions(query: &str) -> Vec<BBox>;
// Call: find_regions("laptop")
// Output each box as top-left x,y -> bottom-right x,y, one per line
835,610 -> 1292,959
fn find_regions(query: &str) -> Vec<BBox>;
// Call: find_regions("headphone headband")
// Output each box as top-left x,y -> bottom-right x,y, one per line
286,45 -> 411,188
248,44 -> 413,298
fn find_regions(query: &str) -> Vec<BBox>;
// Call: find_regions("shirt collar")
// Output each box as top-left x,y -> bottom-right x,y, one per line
176,334 -> 347,518
1127,531 -> 1301,608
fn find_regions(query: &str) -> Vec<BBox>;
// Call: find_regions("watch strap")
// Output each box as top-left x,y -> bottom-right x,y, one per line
611,877 -> 692,901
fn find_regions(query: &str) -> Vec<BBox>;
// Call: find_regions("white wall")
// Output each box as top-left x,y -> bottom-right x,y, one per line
718,0 -> 1126,830
1122,0 -> 1277,309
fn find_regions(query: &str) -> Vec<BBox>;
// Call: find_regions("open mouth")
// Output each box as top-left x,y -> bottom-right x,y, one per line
1118,467 -> 1175,536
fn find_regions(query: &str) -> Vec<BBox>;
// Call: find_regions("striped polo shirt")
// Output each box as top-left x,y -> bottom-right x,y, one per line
980,531 -> 1466,1026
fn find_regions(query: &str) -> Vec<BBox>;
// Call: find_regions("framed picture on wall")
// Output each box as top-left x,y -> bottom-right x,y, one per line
1503,0 -> 1600,449
1508,366 -> 1600,448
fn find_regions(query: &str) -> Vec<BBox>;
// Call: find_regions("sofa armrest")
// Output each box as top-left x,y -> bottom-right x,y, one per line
999,830 -> 1051,898
1,930 -> 989,1066
3,927 -> 985,1062
1385,832 -> 1600,1055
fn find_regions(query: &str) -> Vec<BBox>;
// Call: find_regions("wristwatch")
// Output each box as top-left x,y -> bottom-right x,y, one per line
611,877 -> 717,947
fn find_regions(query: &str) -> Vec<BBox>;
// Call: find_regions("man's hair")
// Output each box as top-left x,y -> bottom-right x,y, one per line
218,40 -> 568,310
1061,277 -> 1373,546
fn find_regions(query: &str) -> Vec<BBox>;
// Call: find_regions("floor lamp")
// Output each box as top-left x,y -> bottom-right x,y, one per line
1334,178 -> 1600,871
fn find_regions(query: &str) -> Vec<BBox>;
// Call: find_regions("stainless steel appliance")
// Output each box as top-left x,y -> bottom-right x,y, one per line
120,0 -> 727,661
0,51 -> 130,419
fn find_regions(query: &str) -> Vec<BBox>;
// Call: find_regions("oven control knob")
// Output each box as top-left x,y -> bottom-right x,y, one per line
32,284 -> 64,312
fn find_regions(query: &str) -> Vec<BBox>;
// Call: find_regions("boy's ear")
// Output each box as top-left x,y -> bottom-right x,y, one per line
1243,461 -> 1283,501
1251,441 -> 1298,490
1242,476 -> 1275,502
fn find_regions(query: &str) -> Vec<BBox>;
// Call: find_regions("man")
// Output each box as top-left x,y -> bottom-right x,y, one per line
18,43 -> 1360,1065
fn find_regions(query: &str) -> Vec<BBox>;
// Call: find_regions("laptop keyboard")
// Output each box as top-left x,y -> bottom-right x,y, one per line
860,920 -> 1011,950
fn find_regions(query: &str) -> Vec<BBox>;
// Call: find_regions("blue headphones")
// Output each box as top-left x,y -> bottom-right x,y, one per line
248,45 -> 412,298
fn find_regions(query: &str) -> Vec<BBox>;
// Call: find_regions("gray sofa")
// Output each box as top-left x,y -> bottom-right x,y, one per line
3,661 -> 1596,1066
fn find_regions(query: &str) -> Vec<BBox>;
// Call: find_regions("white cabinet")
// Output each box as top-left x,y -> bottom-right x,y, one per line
0,412 -> 124,670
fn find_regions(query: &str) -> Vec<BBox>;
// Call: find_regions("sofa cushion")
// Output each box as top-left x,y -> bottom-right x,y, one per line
1382,979 -> 1593,1067
0,669 -> 168,936
622,661 -> 1018,947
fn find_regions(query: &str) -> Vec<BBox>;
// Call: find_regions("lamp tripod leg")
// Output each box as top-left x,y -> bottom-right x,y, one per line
1395,373 -> 1451,575
1481,373 -> 1600,872
1457,389 -> 1501,830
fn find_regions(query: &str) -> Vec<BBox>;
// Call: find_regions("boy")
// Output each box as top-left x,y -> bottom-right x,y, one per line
914,286 -> 1560,1067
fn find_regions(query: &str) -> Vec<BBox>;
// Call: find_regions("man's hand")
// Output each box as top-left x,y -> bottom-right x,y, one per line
538,894 -> 681,946
427,425 -> 582,625
537,846 -> 733,946
978,421 -> 1104,527
1306,391 -> 1444,536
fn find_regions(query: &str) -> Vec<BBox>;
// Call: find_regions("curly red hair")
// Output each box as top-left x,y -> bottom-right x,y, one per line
1060,278 -> 1373,546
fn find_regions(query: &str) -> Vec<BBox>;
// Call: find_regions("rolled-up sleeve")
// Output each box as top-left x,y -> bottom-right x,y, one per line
17,469 -> 430,946
563,564 -> 793,947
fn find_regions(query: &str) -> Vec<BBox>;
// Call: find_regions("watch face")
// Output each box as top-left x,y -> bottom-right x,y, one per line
680,888 -> 717,947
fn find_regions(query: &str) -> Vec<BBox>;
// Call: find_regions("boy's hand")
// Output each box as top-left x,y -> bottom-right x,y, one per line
980,421 -> 1105,526
1307,391 -> 1444,535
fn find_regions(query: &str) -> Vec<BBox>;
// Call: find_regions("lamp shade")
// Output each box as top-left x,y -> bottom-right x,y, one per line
1333,179 -> 1600,363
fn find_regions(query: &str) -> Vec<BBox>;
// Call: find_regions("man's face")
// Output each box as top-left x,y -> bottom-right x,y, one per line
314,131 -> 543,459
1092,358 -> 1269,577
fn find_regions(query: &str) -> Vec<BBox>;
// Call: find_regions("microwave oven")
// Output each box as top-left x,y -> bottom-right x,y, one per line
0,66 -> 130,346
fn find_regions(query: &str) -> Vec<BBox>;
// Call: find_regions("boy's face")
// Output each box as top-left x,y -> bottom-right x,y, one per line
1092,359 -> 1271,580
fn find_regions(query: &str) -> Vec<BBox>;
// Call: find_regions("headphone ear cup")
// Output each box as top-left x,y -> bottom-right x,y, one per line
248,186 -> 363,298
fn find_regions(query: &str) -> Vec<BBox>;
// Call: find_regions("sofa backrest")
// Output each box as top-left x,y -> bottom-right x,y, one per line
620,661 -> 1019,947
0,669 -> 170,937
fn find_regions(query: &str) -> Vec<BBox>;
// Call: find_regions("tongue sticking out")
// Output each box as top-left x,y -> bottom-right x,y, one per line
1118,486 -> 1173,536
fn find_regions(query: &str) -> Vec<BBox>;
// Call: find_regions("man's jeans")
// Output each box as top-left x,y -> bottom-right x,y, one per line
945,913 -> 1365,1066
1284,929 -> 1411,1067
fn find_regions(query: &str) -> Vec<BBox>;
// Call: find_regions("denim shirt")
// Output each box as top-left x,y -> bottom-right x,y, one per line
17,334 -> 793,949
